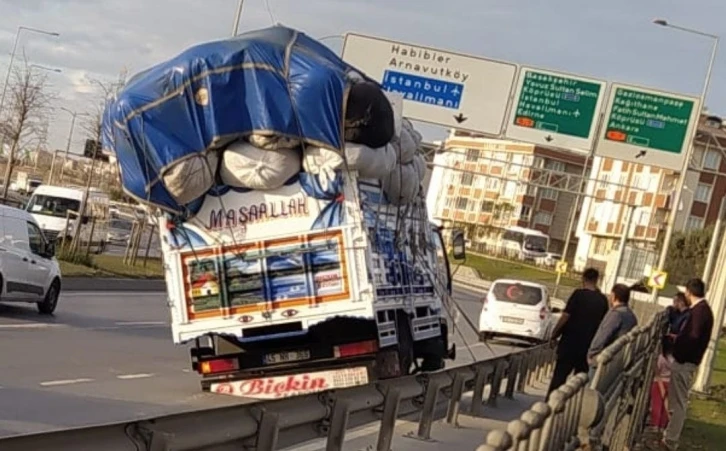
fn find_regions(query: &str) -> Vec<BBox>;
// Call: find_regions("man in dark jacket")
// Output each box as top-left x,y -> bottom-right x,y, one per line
664,278 -> 714,450
547,268 -> 609,398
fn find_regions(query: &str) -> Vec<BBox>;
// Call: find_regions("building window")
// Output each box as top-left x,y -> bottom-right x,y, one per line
486,178 -> 500,190
456,197 -> 468,210
465,148 -> 479,162
461,172 -> 474,186
686,215 -> 705,231
704,149 -> 722,171
540,188 -> 557,200
520,205 -> 532,219
481,200 -> 495,213
545,160 -> 566,173
694,183 -> 712,203
526,185 -> 537,196
444,197 -> 454,207
533,212 -> 552,226
493,152 -> 507,163
598,173 -> 611,189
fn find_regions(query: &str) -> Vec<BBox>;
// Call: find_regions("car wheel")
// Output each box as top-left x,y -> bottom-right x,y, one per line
37,280 -> 60,315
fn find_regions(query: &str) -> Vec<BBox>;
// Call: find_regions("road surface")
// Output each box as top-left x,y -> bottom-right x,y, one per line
0,286 -> 520,437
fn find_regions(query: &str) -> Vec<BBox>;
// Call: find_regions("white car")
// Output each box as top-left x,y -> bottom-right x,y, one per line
478,279 -> 556,344
0,204 -> 62,314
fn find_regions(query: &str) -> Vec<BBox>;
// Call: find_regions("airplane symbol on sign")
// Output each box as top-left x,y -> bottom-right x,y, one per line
573,109 -> 581,118
451,87 -> 461,96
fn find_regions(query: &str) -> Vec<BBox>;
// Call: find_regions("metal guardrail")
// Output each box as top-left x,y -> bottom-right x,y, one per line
477,307 -> 668,451
0,345 -> 556,451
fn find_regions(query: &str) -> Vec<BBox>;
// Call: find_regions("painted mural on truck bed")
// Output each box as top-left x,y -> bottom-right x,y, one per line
163,172 -> 435,321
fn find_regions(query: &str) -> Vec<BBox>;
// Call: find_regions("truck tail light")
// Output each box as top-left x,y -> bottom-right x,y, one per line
334,340 -> 378,358
199,358 -> 239,375
540,306 -> 547,320
482,298 -> 489,311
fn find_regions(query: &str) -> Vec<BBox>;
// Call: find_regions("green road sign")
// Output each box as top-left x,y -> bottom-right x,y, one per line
596,83 -> 700,172
505,68 -> 605,151
604,87 -> 695,154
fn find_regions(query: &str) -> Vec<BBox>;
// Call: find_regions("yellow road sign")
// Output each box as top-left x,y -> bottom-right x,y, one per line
555,260 -> 568,274
648,270 -> 668,290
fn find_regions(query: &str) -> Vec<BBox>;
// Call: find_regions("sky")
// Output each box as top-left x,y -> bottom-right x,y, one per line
1,0 -> 725,155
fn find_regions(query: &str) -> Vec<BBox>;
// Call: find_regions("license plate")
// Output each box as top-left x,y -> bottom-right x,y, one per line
263,350 -> 311,365
210,366 -> 369,399
501,316 -> 524,325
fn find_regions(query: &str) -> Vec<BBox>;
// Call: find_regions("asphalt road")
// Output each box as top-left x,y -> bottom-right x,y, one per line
0,286 -> 519,438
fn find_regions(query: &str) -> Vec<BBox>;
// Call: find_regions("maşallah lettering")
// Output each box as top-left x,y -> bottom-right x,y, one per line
208,197 -> 309,230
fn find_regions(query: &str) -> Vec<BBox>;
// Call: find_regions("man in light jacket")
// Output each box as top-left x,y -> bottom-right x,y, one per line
587,283 -> 638,367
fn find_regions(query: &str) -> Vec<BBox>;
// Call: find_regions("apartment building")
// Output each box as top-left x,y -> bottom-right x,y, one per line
573,114 -> 726,272
426,131 -> 587,254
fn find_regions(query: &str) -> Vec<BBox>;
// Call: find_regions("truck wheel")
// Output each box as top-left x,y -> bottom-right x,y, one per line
396,313 -> 414,376
38,280 -> 60,315
419,337 -> 446,372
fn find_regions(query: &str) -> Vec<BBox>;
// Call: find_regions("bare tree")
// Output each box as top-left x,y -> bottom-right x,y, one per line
1,60 -> 54,199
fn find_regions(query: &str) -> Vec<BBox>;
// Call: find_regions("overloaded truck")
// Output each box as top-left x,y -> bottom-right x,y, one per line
102,26 -> 463,399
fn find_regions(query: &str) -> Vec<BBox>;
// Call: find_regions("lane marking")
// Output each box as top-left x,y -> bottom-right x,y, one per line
39,378 -> 94,387
0,323 -> 62,329
115,321 -> 167,326
117,373 -> 155,380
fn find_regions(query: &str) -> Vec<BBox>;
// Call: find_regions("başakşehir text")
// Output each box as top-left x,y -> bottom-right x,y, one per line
383,44 -> 468,110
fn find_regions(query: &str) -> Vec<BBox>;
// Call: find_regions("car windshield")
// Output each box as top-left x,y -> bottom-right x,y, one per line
26,195 -> 81,219
110,219 -> 133,231
523,235 -> 547,252
491,282 -> 543,306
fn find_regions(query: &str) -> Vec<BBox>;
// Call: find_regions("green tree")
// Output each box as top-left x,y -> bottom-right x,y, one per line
661,225 -> 716,286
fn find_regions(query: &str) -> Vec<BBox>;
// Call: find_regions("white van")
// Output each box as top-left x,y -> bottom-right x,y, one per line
25,185 -> 110,252
0,204 -> 62,314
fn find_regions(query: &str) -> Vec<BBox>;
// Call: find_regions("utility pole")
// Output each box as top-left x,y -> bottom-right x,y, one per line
232,0 -> 245,36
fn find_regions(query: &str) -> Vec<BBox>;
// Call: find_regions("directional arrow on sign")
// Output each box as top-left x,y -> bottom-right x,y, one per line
652,273 -> 665,286
454,113 -> 468,124
545,135 -> 554,142
635,150 -> 647,159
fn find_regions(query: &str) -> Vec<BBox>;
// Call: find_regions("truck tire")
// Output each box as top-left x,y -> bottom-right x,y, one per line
396,313 -> 414,376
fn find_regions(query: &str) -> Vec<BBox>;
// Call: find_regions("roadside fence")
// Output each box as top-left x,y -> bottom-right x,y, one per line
477,304 -> 667,451
0,345 -> 556,451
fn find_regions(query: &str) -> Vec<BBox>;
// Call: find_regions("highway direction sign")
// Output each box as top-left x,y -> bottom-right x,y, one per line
648,269 -> 668,290
505,68 -> 606,152
596,83 -> 700,171
342,33 -> 518,136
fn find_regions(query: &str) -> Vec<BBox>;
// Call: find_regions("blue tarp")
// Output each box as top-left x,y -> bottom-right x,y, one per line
102,26 -> 369,216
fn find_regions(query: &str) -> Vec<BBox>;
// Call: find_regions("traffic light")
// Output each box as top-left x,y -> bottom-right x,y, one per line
83,139 -> 109,162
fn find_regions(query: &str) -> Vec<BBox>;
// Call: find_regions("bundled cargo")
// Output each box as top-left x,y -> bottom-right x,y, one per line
102,26 -> 395,216
302,142 -> 397,181
219,141 -> 301,190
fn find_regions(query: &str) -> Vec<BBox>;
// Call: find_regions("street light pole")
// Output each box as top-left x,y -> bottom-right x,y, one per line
232,0 -> 245,36
650,20 -> 719,302
653,19 -> 722,394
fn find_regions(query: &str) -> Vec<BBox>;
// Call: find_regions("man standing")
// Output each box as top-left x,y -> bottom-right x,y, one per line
663,278 -> 714,450
547,268 -> 609,397
587,283 -> 638,366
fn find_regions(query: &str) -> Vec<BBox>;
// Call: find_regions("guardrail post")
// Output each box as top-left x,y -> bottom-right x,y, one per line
409,378 -> 441,441
478,429 -> 513,451
521,408 -> 547,451
446,372 -> 466,426
531,402 -> 553,451
505,355 -> 521,399
325,398 -> 351,451
488,360 -> 508,407
507,419 -> 530,451
256,411 -> 281,451
471,365 -> 492,417
518,352 -> 531,393
376,387 -> 401,451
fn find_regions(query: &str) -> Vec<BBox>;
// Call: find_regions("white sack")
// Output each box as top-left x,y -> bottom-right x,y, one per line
303,143 -> 397,180
397,127 -> 417,164
249,134 -> 300,151
413,154 -> 427,181
402,118 -> 422,148
382,162 -> 420,205
162,151 -> 219,205
220,141 -> 301,190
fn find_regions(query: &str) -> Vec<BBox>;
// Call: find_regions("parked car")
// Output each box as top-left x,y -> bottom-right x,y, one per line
0,204 -> 62,314
107,218 -> 134,245
478,279 -> 557,344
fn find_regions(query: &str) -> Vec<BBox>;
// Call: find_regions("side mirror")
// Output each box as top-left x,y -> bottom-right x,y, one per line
44,241 -> 56,258
81,216 -> 90,225
451,230 -> 466,260
551,307 -> 563,314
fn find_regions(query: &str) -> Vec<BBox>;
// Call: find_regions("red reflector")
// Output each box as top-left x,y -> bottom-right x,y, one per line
334,340 -> 378,358
540,307 -> 546,320
200,358 -> 239,374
